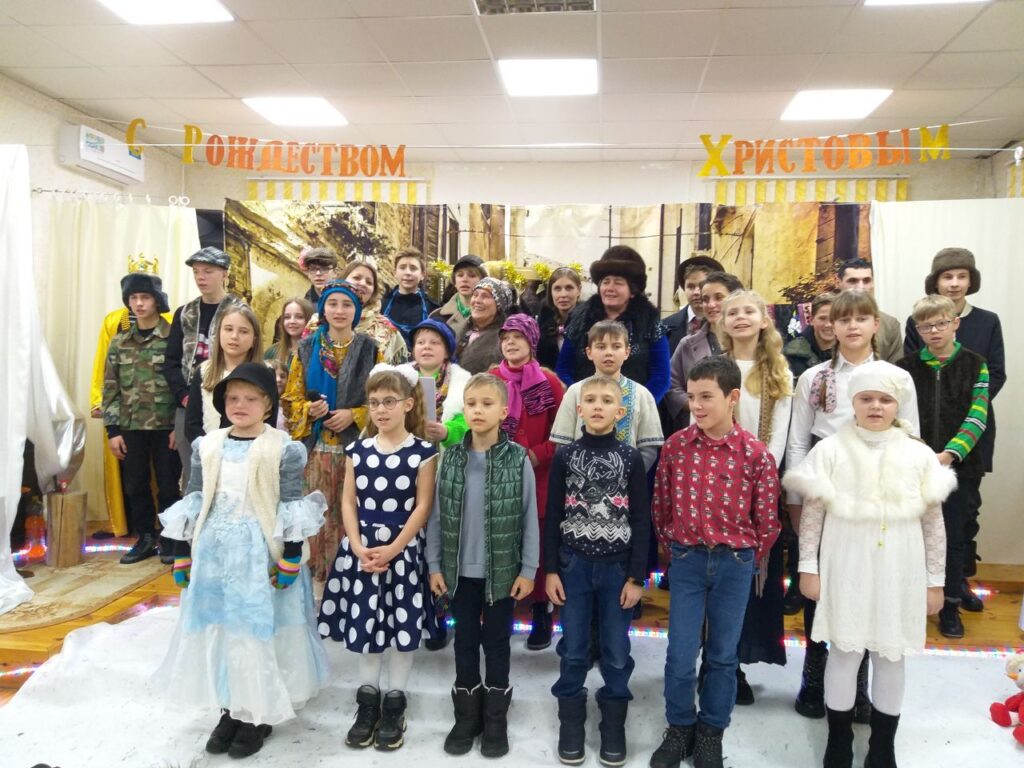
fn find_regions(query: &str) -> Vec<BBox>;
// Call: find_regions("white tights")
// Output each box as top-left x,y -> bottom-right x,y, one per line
358,649 -> 415,693
823,647 -> 905,716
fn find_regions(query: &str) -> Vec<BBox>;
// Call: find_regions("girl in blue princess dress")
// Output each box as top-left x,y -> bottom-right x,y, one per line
156,362 -> 329,759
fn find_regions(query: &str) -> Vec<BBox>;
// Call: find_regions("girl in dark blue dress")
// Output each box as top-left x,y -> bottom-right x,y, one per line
318,364 -> 437,751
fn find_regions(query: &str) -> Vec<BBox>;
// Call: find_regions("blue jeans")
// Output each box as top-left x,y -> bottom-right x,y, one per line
550,547 -> 635,702
664,543 -> 754,730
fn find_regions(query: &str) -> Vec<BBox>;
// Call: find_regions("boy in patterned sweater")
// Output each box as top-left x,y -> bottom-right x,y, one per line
649,356 -> 780,768
545,374 -> 650,767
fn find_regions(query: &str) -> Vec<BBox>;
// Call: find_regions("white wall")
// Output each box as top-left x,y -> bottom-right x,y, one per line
0,73 -> 186,333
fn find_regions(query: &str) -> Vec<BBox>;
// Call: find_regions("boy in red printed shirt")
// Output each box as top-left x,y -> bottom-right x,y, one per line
649,356 -> 780,768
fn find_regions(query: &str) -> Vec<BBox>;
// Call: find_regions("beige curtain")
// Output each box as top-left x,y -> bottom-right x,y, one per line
47,201 -> 201,524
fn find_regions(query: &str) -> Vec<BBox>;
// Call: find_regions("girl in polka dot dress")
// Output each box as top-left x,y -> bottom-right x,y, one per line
318,364 -> 438,751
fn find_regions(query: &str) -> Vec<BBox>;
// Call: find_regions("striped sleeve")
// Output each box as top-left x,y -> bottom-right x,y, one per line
945,362 -> 989,461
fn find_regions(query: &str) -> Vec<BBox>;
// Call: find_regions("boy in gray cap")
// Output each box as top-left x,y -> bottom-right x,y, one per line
162,247 -> 239,488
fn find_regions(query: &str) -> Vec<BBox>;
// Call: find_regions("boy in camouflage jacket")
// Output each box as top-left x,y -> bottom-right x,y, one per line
103,272 -> 181,564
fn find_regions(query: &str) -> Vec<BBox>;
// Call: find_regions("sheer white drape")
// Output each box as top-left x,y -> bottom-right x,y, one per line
47,199 -> 200,527
871,198 -> 1024,565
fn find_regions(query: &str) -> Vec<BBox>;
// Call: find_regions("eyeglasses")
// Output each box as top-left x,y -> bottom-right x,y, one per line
306,265 -> 334,275
367,397 -> 405,410
915,320 -> 952,333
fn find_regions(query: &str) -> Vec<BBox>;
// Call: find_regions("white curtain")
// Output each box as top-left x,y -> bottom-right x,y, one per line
47,200 -> 200,525
871,198 -> 1024,565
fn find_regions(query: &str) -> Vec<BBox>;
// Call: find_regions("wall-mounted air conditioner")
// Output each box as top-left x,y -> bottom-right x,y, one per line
58,124 -> 145,186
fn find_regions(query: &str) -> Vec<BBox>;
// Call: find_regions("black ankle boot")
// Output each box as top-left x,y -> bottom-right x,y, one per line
346,685 -> 381,749
527,602 -> 553,650
864,709 -> 900,768
795,642 -> 828,719
692,721 -> 724,768
960,579 -> 983,613
649,724 -> 695,768
823,707 -> 855,768
783,576 -> 804,615
557,694 -> 587,765
375,690 -> 407,750
480,686 -> 512,758
206,709 -> 241,754
445,684 -> 483,755
854,656 -> 872,725
228,722 -> 272,758
938,601 -> 964,638
735,667 -> 754,706
597,698 -> 628,767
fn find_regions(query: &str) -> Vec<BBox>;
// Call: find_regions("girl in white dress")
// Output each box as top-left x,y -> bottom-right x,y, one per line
157,363 -> 329,759
783,361 -> 954,768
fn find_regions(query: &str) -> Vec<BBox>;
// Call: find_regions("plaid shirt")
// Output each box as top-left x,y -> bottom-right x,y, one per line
652,423 -> 781,560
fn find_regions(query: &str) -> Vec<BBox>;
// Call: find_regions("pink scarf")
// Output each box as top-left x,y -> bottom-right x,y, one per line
498,360 -> 555,436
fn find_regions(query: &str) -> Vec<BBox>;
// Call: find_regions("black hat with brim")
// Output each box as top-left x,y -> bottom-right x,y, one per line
213,362 -> 280,426
452,254 -> 485,278
676,255 -> 724,289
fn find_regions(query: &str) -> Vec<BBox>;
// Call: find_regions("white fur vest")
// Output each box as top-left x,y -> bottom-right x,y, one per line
193,425 -> 308,563
783,421 -> 956,522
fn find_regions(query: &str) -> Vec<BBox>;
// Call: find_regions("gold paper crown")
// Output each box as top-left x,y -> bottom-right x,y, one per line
127,253 -> 160,275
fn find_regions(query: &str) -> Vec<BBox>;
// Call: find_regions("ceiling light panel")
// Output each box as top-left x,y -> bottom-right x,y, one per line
243,97 -> 348,126
781,89 -> 893,120
498,58 -> 598,97
95,0 -> 233,25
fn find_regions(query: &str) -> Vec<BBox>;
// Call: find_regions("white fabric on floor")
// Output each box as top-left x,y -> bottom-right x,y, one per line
2,606 -> 1019,767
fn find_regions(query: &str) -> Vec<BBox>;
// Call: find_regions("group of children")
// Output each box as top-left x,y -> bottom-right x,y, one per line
100,243 -> 1000,768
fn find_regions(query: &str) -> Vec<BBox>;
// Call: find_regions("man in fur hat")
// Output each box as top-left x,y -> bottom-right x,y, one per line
89,256 -> 173,538
103,271 -> 181,564
904,247 -> 1005,613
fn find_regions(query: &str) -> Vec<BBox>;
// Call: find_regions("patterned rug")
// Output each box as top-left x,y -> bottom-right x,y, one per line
0,556 -> 168,633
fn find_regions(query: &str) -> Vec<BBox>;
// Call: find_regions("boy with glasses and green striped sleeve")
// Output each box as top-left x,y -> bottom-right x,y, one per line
897,294 -> 990,640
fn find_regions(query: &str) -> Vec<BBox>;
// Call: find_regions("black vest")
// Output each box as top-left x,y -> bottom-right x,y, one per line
898,348 -> 986,479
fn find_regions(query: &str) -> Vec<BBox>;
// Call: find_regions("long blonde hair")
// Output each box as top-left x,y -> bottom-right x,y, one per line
202,303 -> 263,391
363,369 -> 427,439
718,290 -> 792,401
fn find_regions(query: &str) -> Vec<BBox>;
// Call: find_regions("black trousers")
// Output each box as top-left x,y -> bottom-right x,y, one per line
450,577 -> 515,689
120,430 -> 181,536
943,475 -> 982,598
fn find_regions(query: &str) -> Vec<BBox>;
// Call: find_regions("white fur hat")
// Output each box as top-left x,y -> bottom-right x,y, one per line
848,360 -> 913,407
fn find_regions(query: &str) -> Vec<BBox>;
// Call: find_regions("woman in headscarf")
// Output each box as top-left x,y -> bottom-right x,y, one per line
338,259 -> 410,365
455,276 -> 515,374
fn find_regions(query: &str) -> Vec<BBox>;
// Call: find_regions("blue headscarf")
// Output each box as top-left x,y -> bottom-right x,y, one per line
308,280 -> 363,442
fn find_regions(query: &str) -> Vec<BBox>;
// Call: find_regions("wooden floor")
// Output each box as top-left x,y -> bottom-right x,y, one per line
2,547 -> 1021,707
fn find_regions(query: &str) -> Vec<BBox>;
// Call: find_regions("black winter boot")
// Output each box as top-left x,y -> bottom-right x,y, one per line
480,686 -> 512,758
735,667 -> 754,706
783,574 -> 804,615
823,707 -> 855,768
692,721 -> 724,768
227,722 -> 272,758
795,641 -> 828,719
206,709 -> 241,754
375,690 -> 407,750
527,601 -> 553,650
649,724 -> 695,768
445,684 -> 483,755
853,656 -> 872,725
864,709 -> 900,768
938,601 -> 965,638
556,695 -> 587,765
597,698 -> 628,767
960,578 -> 983,613
346,685 -> 381,748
